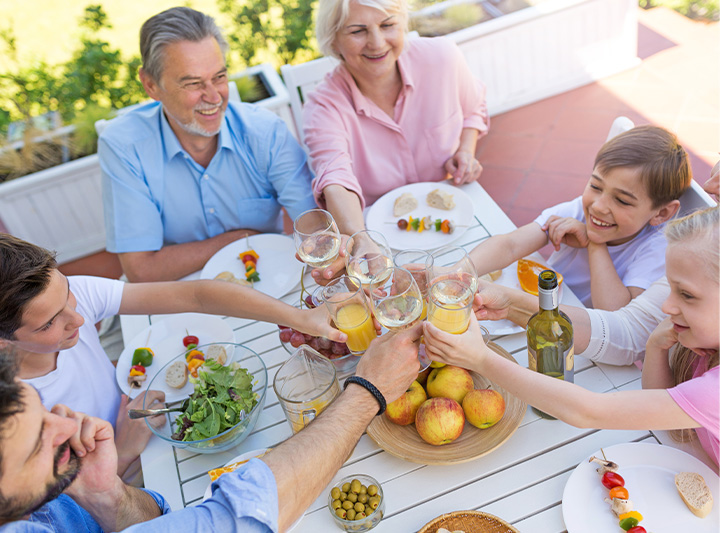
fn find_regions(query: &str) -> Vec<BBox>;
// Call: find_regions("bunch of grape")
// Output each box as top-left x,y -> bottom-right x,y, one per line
277,295 -> 351,359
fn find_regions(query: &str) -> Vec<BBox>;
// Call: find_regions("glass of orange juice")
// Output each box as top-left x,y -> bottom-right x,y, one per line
322,275 -> 377,355
427,278 -> 474,335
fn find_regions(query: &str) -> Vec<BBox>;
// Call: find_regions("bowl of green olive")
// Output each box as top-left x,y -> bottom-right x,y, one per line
328,474 -> 384,531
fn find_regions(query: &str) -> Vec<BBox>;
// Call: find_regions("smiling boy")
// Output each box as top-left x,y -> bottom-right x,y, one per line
468,125 -> 691,310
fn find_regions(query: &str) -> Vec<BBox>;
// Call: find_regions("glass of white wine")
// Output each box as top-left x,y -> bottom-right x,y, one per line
370,266 -> 430,370
430,245 -> 478,295
369,267 -> 424,330
344,230 -> 393,287
293,209 -> 341,269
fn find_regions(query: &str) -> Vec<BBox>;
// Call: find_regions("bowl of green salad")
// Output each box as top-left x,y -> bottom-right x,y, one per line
143,342 -> 267,453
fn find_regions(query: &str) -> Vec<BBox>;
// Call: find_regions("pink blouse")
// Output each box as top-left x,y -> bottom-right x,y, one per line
303,37 -> 489,209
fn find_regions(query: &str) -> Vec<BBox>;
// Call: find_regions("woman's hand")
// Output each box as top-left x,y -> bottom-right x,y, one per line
114,391 -> 165,477
423,317 -> 489,371
444,150 -> 483,185
306,234 -> 350,286
542,216 -> 589,250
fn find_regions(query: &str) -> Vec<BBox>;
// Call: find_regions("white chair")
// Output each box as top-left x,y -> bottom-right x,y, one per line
280,57 -> 339,146
605,116 -> 715,215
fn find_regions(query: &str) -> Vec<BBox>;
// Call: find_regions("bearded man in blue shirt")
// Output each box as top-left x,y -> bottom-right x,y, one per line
100,7 -> 317,282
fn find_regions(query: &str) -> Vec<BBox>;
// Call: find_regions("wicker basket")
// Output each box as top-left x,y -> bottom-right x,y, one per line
418,510 -> 519,533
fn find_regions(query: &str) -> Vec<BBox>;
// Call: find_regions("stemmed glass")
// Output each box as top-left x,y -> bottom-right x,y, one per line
430,246 -> 478,295
344,230 -> 393,287
393,249 -> 433,320
370,266 -> 431,370
293,209 -> 341,269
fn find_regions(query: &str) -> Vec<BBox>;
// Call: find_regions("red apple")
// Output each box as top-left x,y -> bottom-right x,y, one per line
462,388 -> 506,429
385,380 -> 427,425
416,367 -> 431,387
426,365 -> 474,405
415,397 -> 465,445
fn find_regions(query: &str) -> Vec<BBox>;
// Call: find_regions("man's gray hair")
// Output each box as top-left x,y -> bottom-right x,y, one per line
140,7 -> 229,81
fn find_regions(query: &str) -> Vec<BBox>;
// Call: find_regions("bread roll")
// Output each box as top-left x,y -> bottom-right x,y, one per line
206,345 -> 228,365
426,189 -> 455,210
675,472 -> 713,518
165,360 -> 188,389
393,192 -> 418,217
214,271 -> 251,286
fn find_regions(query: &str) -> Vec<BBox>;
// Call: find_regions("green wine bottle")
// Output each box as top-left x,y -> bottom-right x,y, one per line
526,269 -> 573,419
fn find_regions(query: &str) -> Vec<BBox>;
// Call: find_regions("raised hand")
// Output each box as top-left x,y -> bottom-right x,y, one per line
423,316 -> 488,372
473,280 -> 512,321
543,215 -> 589,250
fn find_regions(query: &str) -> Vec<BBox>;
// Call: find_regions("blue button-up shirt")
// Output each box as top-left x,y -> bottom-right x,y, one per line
2,459 -> 278,532
99,101 -> 316,253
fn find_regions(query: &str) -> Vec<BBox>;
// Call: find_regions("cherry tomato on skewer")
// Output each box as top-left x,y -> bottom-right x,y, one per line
601,471 -> 625,489
183,335 -> 199,347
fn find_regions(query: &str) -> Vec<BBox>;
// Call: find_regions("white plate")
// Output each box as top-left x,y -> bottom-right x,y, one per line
115,314 -> 234,402
365,182 -> 473,251
200,234 -> 302,300
563,442 -> 720,532
203,448 -> 305,530
478,263 -> 525,336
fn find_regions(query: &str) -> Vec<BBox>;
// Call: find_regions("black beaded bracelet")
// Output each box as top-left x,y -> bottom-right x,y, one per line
344,376 -> 387,416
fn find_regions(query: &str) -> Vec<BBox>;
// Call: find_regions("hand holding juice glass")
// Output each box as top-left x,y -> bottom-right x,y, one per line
322,275 -> 377,354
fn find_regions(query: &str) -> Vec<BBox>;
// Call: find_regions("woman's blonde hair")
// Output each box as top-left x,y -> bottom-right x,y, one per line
316,0 -> 409,59
665,206 -> 719,441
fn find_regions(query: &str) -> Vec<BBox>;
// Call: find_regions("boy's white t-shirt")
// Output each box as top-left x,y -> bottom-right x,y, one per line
534,197 -> 668,308
24,276 -> 124,426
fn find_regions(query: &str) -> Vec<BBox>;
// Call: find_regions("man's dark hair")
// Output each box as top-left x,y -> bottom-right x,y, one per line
0,351 -> 24,478
0,234 -> 57,339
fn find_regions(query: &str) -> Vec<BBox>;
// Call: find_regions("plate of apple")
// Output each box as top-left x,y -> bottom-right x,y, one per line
366,342 -> 526,465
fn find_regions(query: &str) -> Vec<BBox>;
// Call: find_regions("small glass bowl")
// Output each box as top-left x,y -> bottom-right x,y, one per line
328,474 -> 385,532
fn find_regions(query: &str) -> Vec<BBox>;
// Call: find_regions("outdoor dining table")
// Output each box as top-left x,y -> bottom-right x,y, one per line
122,182 -> 714,532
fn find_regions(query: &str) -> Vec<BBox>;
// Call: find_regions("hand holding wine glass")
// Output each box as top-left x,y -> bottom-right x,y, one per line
344,230 -> 393,287
293,209 -> 342,269
369,267 -> 424,331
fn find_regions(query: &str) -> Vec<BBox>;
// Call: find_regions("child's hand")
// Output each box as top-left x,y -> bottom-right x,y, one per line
298,306 -> 348,343
647,317 -> 679,353
473,282 -> 511,321
423,317 -> 488,371
542,216 -> 589,251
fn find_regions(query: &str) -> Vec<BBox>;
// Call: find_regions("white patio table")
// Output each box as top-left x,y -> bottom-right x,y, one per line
122,182 -> 713,532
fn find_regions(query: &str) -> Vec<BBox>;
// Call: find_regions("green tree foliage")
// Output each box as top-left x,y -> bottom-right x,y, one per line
640,0 -> 719,20
0,5 -> 145,136
217,0 -> 320,68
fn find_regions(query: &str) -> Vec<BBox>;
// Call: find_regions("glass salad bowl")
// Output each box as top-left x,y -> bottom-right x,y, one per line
143,342 -> 267,454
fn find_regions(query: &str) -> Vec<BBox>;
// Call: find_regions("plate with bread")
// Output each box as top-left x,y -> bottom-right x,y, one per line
562,442 -> 719,532
366,182 -> 473,251
115,314 -> 234,402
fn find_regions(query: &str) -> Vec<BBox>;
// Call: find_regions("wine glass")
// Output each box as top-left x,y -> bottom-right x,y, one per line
293,209 -> 341,269
430,245 -> 478,295
370,266 -> 432,370
321,275 -> 377,355
344,230 -> 393,287
393,249 -> 433,320
369,267 -> 424,331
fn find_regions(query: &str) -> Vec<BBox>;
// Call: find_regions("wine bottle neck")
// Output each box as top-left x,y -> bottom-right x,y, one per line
538,287 -> 559,311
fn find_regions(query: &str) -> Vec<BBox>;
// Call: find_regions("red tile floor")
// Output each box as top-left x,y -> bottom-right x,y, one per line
58,6 -> 718,276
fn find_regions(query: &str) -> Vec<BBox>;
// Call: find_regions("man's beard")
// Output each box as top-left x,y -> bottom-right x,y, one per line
0,441 -> 81,523
168,101 -> 225,138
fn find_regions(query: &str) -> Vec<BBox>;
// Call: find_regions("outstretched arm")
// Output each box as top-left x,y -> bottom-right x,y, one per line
422,318 -> 699,431
468,223 -> 548,277
118,229 -> 257,282
119,280 -> 347,342
262,323 -> 422,532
